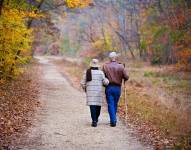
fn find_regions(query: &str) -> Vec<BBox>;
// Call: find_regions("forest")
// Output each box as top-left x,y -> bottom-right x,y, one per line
0,0 -> 191,149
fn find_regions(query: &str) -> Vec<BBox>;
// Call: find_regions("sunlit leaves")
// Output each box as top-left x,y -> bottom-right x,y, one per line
65,0 -> 92,9
0,3 -> 36,79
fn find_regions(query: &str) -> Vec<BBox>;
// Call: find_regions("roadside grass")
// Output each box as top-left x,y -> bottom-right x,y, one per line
63,63 -> 84,80
119,88 -> 190,135
119,66 -> 191,148
127,60 -> 145,68
127,68 -> 191,127
119,85 -> 191,149
52,59 -> 84,89
174,133 -> 191,150
142,70 -> 191,111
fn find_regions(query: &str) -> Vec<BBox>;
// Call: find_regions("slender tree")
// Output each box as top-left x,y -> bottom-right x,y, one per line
0,0 -> 4,15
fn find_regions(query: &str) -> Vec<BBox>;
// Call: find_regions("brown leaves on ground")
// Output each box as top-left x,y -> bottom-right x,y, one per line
118,105 -> 175,149
0,61 -> 41,149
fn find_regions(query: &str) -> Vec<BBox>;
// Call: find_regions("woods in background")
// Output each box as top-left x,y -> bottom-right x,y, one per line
1,0 -> 191,80
141,0 -> 191,70
80,0 -> 191,70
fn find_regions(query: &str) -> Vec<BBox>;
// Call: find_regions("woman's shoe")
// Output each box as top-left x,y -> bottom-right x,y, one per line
110,122 -> 116,127
91,122 -> 97,127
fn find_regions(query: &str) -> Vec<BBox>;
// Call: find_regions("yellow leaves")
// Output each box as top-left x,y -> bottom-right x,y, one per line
65,0 -> 92,9
79,0 -> 92,8
65,0 -> 80,8
92,39 -> 103,50
92,31 -> 115,52
63,12 -> 67,17
25,11 -> 44,18
26,12 -> 39,18
104,32 -> 113,51
176,48 -> 191,71
177,48 -> 191,60
0,6 -> 32,78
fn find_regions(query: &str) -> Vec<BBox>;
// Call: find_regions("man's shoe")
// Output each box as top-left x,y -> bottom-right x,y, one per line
110,123 -> 116,127
91,122 -> 97,127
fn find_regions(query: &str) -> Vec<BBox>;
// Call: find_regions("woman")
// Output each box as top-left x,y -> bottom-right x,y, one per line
81,59 -> 109,127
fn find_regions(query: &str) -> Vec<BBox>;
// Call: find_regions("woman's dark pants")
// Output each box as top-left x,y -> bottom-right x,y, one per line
89,105 -> 101,122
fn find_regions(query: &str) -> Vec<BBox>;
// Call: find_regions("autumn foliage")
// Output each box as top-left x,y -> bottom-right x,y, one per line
0,0 -> 92,80
0,1 -> 37,79
141,0 -> 191,71
65,0 -> 92,8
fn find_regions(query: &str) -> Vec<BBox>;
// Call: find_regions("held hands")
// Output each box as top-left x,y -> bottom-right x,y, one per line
103,78 -> 109,87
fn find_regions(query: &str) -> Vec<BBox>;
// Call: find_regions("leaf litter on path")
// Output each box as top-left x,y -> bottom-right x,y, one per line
0,61 -> 41,149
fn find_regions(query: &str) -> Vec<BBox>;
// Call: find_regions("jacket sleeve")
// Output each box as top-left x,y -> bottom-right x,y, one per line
80,71 -> 86,91
123,68 -> 129,81
101,71 -> 109,86
102,64 -> 107,77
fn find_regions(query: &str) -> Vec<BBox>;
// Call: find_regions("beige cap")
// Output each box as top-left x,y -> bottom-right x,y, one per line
90,59 -> 99,67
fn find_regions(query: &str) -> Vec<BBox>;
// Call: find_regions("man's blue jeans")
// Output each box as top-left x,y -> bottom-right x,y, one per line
105,85 -> 121,124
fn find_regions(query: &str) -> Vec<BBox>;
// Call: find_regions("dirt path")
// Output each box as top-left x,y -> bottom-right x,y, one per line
13,57 -> 152,150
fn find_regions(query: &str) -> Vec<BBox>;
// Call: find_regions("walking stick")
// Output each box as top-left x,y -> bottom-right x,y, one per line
124,81 -> 128,122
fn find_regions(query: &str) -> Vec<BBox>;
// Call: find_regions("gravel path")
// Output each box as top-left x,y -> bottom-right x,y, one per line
14,57 -> 153,150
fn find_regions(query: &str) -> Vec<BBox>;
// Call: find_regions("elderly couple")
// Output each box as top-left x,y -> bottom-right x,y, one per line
81,52 -> 129,127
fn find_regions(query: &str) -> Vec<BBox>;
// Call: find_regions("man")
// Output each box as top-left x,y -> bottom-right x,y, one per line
103,52 -> 129,127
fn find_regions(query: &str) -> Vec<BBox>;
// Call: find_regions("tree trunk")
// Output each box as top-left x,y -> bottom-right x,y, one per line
27,0 -> 45,57
185,0 -> 191,8
10,50 -> 21,73
27,0 -> 45,28
157,0 -> 163,12
0,0 -> 4,15
115,31 -> 135,59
